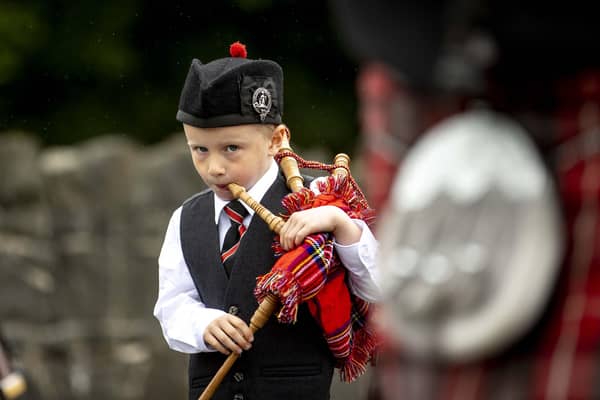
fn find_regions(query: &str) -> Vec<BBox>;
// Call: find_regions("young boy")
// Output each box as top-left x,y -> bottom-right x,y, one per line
153,43 -> 379,400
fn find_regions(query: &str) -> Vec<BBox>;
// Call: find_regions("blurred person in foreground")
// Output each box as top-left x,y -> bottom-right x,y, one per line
331,0 -> 600,399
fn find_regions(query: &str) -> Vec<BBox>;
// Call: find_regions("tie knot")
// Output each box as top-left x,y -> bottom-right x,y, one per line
224,200 -> 248,224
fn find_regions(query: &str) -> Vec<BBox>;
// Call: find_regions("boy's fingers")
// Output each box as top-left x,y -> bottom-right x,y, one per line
204,315 -> 253,355
279,226 -> 291,250
294,227 -> 307,246
224,331 -> 252,352
211,324 -> 245,354
211,316 -> 253,353
205,331 -> 231,355
281,217 -> 307,250
227,316 -> 254,343
214,329 -> 243,354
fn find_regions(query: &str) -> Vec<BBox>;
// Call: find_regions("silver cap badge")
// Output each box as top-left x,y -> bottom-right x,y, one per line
252,87 -> 272,122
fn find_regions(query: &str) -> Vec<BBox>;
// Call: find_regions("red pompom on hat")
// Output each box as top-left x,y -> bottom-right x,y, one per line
229,41 -> 247,58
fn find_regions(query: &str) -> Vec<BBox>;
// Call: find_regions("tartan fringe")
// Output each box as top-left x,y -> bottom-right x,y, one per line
281,187 -> 315,214
254,270 -> 301,324
277,174 -> 375,228
316,175 -> 376,228
338,324 -> 379,382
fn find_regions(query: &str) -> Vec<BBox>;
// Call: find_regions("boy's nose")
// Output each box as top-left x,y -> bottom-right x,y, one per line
207,159 -> 226,176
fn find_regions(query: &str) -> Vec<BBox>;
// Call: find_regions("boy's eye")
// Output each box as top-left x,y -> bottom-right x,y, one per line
193,146 -> 208,153
225,145 -> 239,152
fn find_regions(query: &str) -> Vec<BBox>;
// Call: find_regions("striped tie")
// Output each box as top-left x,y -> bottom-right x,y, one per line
221,200 -> 249,276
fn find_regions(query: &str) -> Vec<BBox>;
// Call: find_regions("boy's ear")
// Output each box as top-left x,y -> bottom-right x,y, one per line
267,125 -> 285,155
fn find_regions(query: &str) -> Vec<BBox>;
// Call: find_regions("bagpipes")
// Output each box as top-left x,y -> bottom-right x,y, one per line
199,125 -> 378,400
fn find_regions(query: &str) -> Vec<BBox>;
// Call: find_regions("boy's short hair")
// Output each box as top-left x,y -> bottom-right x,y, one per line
176,43 -> 284,129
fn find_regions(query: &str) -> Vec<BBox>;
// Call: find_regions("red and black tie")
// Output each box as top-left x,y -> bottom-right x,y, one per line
221,200 -> 248,276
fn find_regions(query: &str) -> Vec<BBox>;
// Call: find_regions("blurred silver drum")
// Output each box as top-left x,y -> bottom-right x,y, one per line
377,109 -> 563,362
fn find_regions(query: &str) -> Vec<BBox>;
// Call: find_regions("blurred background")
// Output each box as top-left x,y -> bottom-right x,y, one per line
0,0 -> 358,150
2,1 -> 600,400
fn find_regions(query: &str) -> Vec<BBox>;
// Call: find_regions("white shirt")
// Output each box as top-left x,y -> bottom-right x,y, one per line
153,160 -> 380,353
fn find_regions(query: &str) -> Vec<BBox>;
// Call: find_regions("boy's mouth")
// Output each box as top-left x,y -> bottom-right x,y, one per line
214,184 -> 233,195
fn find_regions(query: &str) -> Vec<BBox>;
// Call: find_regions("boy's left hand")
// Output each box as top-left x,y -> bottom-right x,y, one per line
279,205 -> 362,250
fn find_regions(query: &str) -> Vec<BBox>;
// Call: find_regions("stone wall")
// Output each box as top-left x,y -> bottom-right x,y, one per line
0,131 -> 201,400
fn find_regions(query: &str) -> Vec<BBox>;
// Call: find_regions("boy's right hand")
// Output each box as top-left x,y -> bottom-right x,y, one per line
203,314 -> 254,355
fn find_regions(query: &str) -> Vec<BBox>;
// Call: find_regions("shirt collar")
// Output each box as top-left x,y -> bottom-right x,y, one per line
213,159 -> 279,224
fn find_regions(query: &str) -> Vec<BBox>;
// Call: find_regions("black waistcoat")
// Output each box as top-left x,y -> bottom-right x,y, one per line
180,173 -> 334,400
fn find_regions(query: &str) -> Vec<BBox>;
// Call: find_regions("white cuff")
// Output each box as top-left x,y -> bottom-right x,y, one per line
334,220 -> 381,302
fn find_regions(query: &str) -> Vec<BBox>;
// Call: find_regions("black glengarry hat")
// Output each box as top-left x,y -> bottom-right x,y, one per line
176,42 -> 283,128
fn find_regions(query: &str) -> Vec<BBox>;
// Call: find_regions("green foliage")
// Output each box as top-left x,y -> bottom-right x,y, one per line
0,2 -> 46,84
0,1 -> 359,155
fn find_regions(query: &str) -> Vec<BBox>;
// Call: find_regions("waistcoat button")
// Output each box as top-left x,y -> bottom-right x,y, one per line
228,305 -> 239,315
233,394 -> 244,400
233,372 -> 244,382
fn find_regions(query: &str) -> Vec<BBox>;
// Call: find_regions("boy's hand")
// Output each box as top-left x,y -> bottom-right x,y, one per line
204,314 -> 254,355
279,205 -> 362,250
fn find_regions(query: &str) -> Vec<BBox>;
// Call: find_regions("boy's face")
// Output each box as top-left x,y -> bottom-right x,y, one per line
184,123 -> 282,200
